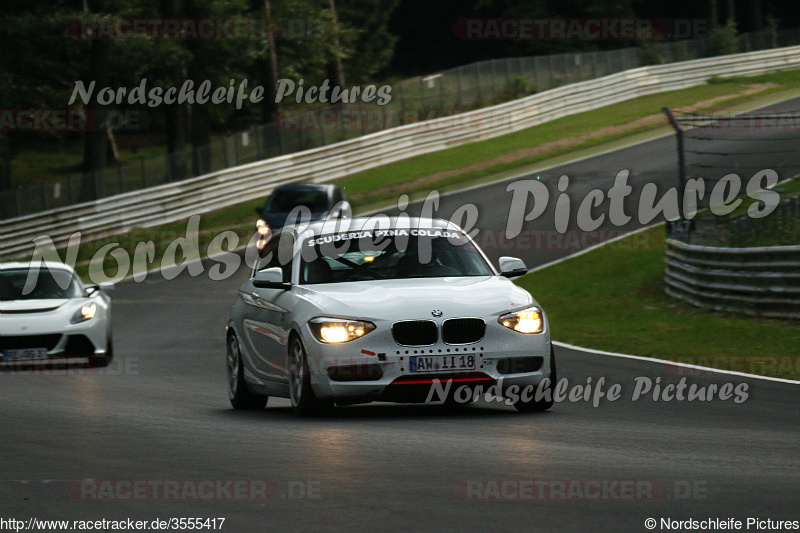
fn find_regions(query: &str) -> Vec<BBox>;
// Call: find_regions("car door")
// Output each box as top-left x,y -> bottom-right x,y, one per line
240,233 -> 295,383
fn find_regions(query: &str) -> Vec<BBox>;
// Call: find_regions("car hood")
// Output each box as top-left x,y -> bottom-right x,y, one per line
0,299 -> 69,313
261,211 -> 326,229
295,276 -> 535,320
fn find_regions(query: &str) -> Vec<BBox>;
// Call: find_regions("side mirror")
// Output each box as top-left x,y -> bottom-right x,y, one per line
498,256 -> 527,278
252,267 -> 290,290
86,281 -> 115,296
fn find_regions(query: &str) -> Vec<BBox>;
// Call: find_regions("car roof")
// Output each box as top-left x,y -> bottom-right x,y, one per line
272,182 -> 337,193
280,217 -> 462,236
0,261 -> 77,273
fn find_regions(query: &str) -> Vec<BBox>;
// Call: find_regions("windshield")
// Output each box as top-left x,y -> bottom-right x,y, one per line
0,268 -> 83,301
266,189 -> 330,213
300,229 -> 494,284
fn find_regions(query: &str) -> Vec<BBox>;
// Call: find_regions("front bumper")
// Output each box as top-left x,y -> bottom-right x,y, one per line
303,322 -> 551,403
0,313 -> 109,363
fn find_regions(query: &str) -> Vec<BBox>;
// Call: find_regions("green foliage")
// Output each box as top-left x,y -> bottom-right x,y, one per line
706,20 -> 739,57
0,0 -> 400,188
639,41 -> 665,66
336,0 -> 399,82
693,183 -> 800,248
708,72 -> 776,85
765,14 -> 780,48
501,76 -> 536,101
1,7 -> 88,142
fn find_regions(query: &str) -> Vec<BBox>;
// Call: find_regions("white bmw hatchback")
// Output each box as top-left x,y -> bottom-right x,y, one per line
226,217 -> 555,415
0,262 -> 113,367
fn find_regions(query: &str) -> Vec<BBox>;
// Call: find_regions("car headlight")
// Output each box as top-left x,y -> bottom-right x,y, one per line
256,219 -> 270,235
71,303 -> 97,324
255,220 -> 271,251
309,318 -> 376,343
498,307 -> 543,334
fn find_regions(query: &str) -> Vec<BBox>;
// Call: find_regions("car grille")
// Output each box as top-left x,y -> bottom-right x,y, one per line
64,335 -> 96,356
497,356 -> 543,374
0,334 -> 62,351
391,318 -> 486,346
442,318 -> 485,344
383,373 -> 494,403
392,320 -> 438,346
328,364 -> 384,382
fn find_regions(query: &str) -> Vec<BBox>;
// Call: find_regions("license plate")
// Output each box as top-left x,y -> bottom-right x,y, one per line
409,354 -> 479,373
1,348 -> 49,362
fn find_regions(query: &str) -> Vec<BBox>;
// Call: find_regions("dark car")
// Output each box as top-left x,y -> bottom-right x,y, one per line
255,183 -> 351,232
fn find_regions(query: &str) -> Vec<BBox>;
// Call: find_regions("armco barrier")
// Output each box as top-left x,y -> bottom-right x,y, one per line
4,46 -> 800,259
664,239 -> 800,319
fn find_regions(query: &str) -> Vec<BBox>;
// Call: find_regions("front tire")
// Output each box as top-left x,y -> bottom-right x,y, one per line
514,345 -> 557,413
227,333 -> 268,410
288,336 -> 332,417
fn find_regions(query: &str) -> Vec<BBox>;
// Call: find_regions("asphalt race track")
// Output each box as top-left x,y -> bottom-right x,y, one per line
2,98 -> 800,532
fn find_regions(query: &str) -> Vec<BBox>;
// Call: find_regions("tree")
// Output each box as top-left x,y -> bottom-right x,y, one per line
80,15 -> 112,201
325,0 -> 347,94
161,0 -> 189,181
707,19 -> 739,56
0,3 -> 90,202
260,0 -> 280,123
335,0 -> 398,82
179,0 -> 257,174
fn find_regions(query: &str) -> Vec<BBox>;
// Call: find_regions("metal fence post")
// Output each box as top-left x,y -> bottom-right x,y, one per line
277,126 -> 285,155
165,153 -> 172,182
397,81 -> 406,111
455,68 -> 463,108
663,107 -> 692,239
320,110 -> 329,145
662,108 -> 686,197
95,170 -> 104,199
489,60 -> 497,98
15,189 -> 22,217
438,74 -> 445,112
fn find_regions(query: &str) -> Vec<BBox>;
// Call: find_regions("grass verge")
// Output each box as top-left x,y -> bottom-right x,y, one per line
514,226 -> 800,381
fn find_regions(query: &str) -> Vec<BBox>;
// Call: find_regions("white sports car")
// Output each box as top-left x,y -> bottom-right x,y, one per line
226,217 -> 555,415
0,262 -> 113,367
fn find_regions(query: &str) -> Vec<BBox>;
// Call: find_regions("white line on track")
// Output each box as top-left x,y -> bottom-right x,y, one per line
553,341 -> 800,385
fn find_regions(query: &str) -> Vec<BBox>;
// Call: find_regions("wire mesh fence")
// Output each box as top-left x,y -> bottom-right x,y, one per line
4,28 -> 800,219
663,102 -> 800,246
688,195 -> 800,247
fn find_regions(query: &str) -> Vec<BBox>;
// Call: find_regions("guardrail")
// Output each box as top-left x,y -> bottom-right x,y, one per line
4,45 -> 800,260
664,239 -> 800,319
